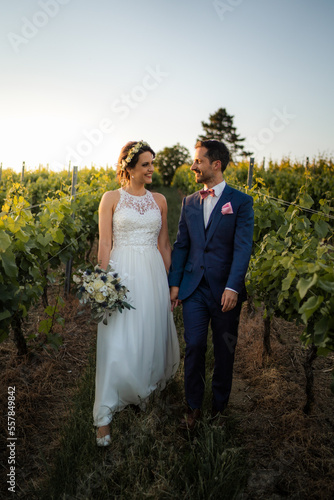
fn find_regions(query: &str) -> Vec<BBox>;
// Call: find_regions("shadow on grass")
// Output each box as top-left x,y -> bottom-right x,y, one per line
36,350 -> 248,500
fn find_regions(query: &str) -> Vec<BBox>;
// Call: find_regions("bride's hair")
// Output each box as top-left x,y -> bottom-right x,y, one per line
117,141 -> 155,184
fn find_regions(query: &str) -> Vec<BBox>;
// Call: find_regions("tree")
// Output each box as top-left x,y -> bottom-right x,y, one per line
155,143 -> 192,186
198,108 -> 252,160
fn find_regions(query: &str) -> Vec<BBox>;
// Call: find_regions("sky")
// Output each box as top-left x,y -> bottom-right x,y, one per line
0,0 -> 333,172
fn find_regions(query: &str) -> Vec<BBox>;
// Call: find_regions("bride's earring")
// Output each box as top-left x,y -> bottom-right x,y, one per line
131,175 -> 134,179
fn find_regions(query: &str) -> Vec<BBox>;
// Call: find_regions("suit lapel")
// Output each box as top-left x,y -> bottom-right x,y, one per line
205,184 -> 233,243
192,191 -> 206,242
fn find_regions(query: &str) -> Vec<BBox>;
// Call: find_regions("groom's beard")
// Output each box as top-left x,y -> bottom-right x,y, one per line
192,169 -> 202,182
193,169 -> 207,184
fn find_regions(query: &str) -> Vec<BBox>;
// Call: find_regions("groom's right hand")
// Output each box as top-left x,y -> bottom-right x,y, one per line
170,286 -> 180,312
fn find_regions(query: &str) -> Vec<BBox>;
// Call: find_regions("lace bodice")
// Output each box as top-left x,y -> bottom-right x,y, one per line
112,189 -> 161,250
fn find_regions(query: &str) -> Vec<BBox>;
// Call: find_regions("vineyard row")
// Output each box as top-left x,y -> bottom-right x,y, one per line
1,168 -> 333,385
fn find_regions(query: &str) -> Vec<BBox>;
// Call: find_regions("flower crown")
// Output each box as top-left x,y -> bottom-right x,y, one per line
120,141 -> 150,171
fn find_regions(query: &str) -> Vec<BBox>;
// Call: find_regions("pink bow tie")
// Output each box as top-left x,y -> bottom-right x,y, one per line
200,188 -> 215,199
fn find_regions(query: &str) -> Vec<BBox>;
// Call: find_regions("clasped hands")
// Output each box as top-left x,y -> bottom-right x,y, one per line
170,286 -> 237,312
170,286 -> 180,312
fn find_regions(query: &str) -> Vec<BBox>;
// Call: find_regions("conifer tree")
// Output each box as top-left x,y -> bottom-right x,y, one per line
198,108 -> 251,160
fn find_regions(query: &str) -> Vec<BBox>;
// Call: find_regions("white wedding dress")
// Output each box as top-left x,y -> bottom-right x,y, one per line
93,188 -> 180,427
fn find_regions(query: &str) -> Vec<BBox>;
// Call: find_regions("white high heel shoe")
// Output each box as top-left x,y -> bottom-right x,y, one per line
96,433 -> 111,447
96,425 -> 111,447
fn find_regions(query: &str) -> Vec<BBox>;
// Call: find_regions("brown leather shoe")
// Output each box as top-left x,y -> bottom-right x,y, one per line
179,408 -> 201,431
210,409 -> 226,429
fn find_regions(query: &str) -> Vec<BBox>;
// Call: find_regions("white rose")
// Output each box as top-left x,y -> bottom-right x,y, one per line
95,292 -> 105,303
93,280 -> 104,291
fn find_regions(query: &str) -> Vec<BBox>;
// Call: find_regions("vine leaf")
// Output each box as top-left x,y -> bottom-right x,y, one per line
296,274 -> 318,299
299,296 -> 324,323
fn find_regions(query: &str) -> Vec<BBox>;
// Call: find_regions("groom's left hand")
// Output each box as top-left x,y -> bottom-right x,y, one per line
221,289 -> 238,312
170,286 -> 181,312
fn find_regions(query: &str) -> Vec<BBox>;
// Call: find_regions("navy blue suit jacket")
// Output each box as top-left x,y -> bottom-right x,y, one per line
169,184 -> 254,305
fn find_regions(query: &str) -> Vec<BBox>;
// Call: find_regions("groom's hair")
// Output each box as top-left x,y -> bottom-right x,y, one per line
195,140 -> 230,172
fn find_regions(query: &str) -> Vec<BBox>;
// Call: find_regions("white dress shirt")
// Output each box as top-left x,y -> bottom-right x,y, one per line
203,180 -> 226,227
202,180 -> 237,295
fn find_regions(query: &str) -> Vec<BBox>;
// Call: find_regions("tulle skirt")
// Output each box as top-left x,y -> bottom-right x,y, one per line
93,245 -> 180,427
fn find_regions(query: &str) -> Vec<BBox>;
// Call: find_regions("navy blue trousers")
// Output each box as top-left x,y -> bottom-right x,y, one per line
182,280 -> 242,411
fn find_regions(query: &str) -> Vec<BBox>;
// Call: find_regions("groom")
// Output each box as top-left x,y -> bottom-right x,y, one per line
169,139 -> 254,430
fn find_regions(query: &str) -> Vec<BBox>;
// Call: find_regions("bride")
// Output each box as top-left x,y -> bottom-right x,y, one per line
93,140 -> 180,446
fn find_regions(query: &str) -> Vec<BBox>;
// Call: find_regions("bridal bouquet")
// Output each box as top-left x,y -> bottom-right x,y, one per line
73,264 -> 134,325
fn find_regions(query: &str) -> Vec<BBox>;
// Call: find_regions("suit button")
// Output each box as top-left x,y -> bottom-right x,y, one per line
204,249 -> 208,253
200,266 -> 204,270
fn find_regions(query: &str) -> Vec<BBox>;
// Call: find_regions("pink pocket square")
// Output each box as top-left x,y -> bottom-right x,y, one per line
221,202 -> 233,215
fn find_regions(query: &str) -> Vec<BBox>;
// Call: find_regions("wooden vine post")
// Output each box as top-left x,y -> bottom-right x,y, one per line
262,315 -> 272,361
21,161 -> 25,182
247,157 -> 254,189
246,156 -> 272,359
64,166 -> 78,296
247,157 -> 256,317
303,343 -> 317,414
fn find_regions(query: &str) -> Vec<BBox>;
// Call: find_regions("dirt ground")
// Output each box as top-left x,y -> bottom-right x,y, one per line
232,310 -> 334,499
1,295 -> 333,499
